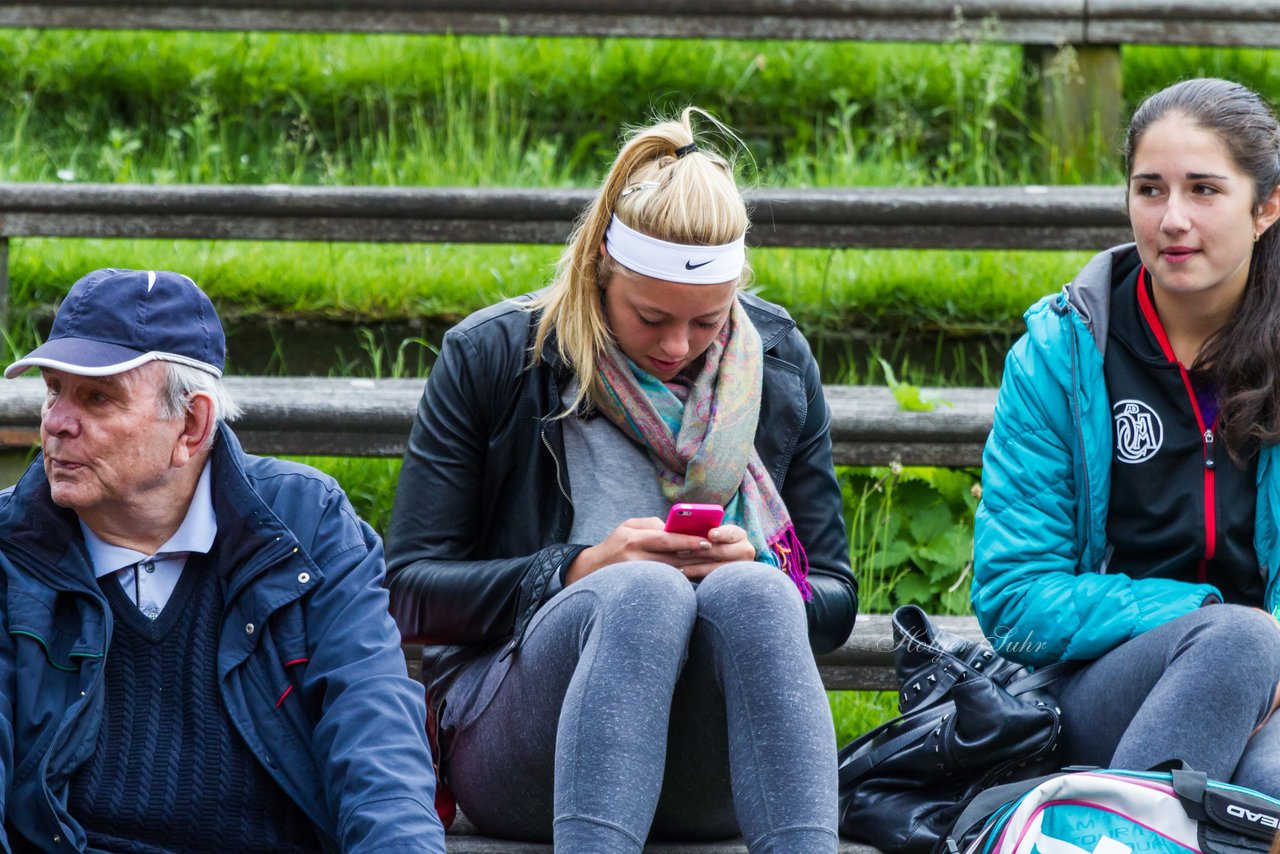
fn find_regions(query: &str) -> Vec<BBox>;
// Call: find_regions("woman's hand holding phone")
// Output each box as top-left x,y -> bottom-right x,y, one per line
563,509 -> 755,585
673,522 -> 754,579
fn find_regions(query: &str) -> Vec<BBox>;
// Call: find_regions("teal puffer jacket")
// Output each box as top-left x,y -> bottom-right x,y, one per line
973,244 -> 1280,667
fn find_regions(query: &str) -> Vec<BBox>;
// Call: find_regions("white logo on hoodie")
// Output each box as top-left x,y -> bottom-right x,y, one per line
1113,399 -> 1163,464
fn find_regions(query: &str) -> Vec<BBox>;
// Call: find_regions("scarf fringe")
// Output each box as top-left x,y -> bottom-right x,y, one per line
768,525 -> 812,601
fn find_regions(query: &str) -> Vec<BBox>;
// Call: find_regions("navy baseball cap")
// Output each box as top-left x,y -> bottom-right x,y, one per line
4,268 -> 226,379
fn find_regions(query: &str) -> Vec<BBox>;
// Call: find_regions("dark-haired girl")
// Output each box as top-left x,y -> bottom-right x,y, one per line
974,77 -> 1280,791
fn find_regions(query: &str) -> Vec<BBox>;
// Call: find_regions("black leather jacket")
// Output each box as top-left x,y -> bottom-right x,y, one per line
386,291 -> 858,702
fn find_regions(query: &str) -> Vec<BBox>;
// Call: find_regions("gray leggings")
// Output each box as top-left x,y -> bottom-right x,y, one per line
437,561 -> 839,853
1050,604 -> 1280,794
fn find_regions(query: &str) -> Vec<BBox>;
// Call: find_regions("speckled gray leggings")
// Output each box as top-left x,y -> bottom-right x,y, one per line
437,561 -> 839,853
1050,604 -> 1280,794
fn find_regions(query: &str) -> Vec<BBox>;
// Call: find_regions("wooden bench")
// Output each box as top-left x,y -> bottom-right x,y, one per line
0,182 -> 1129,320
3,0 -> 1277,47
0,374 -> 991,851
0,376 -> 997,467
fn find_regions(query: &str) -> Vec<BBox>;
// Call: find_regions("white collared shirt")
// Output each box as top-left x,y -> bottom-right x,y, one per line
80,462 -> 217,620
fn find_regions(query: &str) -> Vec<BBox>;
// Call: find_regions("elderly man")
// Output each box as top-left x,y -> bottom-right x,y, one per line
0,269 -> 446,853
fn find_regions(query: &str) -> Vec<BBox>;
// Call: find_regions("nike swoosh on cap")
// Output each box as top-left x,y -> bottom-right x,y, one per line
685,260 -> 713,270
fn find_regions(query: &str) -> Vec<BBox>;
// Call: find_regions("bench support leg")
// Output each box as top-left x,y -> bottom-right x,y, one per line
1026,43 -> 1124,182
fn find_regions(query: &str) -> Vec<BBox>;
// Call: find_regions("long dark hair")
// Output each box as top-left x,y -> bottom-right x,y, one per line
1126,78 -> 1280,459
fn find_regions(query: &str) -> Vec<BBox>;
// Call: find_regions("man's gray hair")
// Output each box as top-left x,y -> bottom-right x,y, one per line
157,362 -> 243,448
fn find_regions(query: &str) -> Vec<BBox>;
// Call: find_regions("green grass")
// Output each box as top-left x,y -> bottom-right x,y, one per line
8,237 -> 1090,382
12,238 -> 1086,327
1125,45 -> 1280,103
8,33 -> 1280,192
0,31 -> 1043,185
830,690 -> 899,745
8,238 -> 555,320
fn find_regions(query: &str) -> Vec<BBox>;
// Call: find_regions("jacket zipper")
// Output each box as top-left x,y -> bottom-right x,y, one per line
540,424 -> 573,506
1178,375 -> 1216,582
1061,291 -> 1096,571
1137,269 -> 1216,581
1203,427 -> 1216,573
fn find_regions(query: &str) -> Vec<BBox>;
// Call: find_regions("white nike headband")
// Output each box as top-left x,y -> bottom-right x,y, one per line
604,215 -> 746,285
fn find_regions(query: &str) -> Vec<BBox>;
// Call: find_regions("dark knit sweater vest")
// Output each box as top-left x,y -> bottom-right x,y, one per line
68,556 -> 320,854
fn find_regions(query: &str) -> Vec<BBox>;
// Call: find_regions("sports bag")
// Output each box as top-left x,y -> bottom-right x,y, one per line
946,766 -> 1280,854
837,606 -> 1079,854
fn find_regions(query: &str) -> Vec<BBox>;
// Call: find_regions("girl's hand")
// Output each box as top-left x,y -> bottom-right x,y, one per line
565,517 -> 709,585
677,524 -> 756,580
564,520 -> 755,585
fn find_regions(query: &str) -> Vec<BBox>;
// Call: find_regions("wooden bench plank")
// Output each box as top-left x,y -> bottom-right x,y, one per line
6,0 -> 1280,49
0,0 -> 1087,44
0,183 -> 1128,251
0,377 -> 997,466
1085,1 -> 1280,47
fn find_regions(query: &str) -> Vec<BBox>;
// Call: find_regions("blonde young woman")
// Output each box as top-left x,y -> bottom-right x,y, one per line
385,109 -> 857,852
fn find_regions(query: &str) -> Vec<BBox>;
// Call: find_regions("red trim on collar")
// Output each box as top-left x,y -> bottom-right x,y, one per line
1136,267 -> 1180,364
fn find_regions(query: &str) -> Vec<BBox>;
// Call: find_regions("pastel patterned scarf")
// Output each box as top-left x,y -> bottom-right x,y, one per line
593,300 -> 811,598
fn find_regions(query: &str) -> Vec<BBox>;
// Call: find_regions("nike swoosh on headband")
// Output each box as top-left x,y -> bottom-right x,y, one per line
604,215 -> 746,284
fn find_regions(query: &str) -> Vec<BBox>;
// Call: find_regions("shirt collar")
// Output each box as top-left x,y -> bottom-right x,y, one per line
80,461 -> 217,579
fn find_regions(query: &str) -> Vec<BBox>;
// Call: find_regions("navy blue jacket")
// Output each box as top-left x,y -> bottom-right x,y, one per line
0,425 -> 446,853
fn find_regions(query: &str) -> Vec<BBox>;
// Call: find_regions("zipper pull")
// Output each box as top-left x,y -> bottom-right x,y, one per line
1204,428 -> 1215,470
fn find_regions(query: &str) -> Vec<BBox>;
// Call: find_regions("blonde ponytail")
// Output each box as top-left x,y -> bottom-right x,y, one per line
527,107 -> 752,415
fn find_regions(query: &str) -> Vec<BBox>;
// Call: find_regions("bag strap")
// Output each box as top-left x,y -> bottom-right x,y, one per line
1169,768 -> 1210,821
942,770 -> 1073,853
1005,659 -> 1083,696
838,704 -> 951,784
1166,765 -> 1280,843
1139,761 -> 1212,823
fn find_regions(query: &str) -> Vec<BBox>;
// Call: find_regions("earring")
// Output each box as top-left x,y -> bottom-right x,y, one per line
1255,232 -> 1262,243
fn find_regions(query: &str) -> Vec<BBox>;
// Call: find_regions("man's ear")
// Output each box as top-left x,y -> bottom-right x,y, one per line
172,392 -> 216,468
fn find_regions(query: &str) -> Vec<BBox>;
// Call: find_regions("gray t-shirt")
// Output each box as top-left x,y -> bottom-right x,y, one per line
560,380 -> 670,545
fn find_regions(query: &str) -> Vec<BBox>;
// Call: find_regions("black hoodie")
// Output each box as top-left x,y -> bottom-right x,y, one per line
1104,261 -> 1264,603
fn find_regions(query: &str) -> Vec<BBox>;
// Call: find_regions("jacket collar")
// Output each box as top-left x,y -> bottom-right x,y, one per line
204,423 -> 305,581
737,291 -> 796,351
1060,242 -> 1142,357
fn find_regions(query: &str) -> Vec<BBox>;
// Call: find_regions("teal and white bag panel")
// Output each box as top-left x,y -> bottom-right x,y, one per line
948,769 -> 1280,854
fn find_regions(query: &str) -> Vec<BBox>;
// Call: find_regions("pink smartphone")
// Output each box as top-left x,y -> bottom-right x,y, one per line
664,503 -> 725,538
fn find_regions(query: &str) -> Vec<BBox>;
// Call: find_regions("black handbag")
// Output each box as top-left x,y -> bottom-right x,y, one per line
837,605 -> 1080,854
